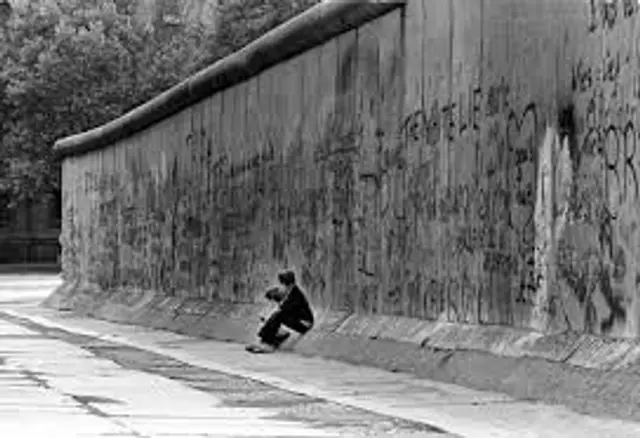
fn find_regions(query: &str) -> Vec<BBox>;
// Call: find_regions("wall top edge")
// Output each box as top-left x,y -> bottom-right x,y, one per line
53,0 -> 406,160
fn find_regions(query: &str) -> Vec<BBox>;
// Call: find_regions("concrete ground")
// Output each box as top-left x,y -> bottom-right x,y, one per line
1,275 -> 640,437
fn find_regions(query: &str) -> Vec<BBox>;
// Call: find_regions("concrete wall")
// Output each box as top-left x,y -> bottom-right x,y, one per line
55,0 -> 640,339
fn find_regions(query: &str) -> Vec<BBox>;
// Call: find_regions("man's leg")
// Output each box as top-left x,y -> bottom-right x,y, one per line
280,314 -> 313,335
258,311 -> 286,347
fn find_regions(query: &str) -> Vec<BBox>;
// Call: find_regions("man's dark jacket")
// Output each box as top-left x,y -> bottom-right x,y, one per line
279,285 -> 314,324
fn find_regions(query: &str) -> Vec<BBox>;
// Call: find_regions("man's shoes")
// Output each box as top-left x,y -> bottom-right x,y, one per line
272,331 -> 290,348
245,343 -> 276,354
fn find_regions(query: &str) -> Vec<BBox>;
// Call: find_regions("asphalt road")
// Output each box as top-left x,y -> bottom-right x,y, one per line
0,274 -> 453,438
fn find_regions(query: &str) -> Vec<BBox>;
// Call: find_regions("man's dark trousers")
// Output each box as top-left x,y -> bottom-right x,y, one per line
258,310 -> 312,347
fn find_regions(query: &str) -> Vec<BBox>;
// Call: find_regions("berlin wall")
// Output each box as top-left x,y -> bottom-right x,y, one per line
54,0 -> 640,339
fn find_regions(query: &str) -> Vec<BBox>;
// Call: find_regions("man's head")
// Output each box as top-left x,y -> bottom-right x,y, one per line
277,270 -> 296,288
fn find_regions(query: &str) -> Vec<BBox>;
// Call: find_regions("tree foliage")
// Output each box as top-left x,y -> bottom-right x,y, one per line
0,0 -> 319,205
213,0 -> 319,60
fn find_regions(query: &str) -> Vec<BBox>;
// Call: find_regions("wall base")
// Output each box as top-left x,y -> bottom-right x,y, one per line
42,281 -> 640,422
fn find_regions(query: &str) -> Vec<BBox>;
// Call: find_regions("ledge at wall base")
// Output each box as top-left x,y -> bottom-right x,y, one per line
41,280 -> 640,423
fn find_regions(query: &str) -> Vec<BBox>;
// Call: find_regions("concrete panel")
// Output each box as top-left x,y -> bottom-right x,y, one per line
134,295 -> 174,327
143,297 -> 186,329
612,343 -> 640,372
335,314 -> 390,339
312,310 -> 351,333
372,316 -> 439,345
567,335 -> 636,370
162,298 -> 208,333
193,309 -> 264,345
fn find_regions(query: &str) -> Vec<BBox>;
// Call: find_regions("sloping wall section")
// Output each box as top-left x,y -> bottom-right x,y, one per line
54,0 -> 640,339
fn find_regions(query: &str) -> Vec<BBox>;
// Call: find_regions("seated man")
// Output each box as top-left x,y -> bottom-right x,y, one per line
247,270 -> 314,353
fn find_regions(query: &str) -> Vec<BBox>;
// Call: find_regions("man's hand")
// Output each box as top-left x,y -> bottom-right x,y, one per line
265,286 -> 286,303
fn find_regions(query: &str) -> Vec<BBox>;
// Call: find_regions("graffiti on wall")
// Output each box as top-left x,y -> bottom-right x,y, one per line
587,0 -> 639,34
530,2 -> 640,336
397,75 -> 540,323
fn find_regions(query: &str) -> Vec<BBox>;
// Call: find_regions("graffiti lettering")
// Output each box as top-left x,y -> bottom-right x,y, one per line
572,58 -> 595,93
229,141 -> 276,179
400,82 -> 511,148
580,113 -> 640,203
517,260 -> 543,304
422,272 -> 481,322
588,0 -> 638,33
557,239 -> 627,334
486,78 -> 510,118
483,251 -> 518,275
573,39 -> 640,204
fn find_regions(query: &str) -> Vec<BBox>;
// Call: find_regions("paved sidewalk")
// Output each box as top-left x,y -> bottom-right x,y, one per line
0,274 -> 63,304
0,317 -> 368,437
0,312 -> 450,437
5,305 -> 640,438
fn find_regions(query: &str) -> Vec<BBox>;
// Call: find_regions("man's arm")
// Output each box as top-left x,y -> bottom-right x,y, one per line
265,286 -> 286,303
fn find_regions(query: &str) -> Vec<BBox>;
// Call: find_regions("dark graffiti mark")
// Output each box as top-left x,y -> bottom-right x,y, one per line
228,141 -> 276,179
574,64 -> 640,204
400,81 -> 508,148
357,283 -> 378,315
422,272 -> 481,322
401,103 -> 441,147
507,103 -> 539,155
203,139 -> 277,181
557,239 -> 627,334
603,122 -> 639,203
572,50 -> 621,96
516,253 -> 543,305
483,251 -> 518,276
588,0 -> 638,33
571,58 -> 595,94
313,117 -> 364,164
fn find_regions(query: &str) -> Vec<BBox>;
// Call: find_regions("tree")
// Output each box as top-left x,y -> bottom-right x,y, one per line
0,0 -> 209,204
0,0 -> 320,205
211,0 -> 319,61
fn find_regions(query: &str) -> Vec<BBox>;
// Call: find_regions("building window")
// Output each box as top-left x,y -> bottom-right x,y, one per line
0,193 -> 13,229
48,192 -> 61,229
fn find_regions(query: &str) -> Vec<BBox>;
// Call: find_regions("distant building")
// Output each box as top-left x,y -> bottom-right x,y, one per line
0,193 -> 60,265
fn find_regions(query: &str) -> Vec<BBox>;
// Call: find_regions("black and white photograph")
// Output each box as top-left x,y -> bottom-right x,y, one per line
0,0 -> 638,436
